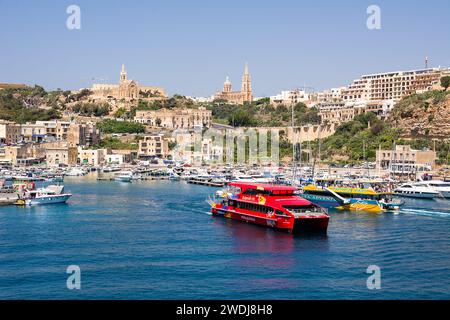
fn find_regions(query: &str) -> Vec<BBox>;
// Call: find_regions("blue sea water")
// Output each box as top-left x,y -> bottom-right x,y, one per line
0,175 -> 449,299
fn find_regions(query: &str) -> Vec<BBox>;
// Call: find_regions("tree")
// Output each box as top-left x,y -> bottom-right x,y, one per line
228,109 -> 256,127
441,76 -> 450,91
114,107 -> 127,119
97,119 -> 145,134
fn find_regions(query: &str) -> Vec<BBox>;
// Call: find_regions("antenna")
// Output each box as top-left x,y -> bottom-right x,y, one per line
425,56 -> 429,69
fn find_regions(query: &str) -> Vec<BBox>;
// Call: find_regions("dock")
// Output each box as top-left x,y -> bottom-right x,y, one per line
0,193 -> 19,206
187,179 -> 226,187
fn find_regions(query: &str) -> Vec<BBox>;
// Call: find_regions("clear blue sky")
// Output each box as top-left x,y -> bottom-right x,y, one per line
0,0 -> 449,96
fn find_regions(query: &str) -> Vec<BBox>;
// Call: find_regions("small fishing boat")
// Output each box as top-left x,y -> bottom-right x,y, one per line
394,183 -> 439,199
18,185 -> 72,206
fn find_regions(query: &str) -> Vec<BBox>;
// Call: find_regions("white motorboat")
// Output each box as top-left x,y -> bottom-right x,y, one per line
65,168 -> 86,176
21,185 -> 72,206
114,171 -> 133,182
102,166 -> 122,173
394,183 -> 439,199
414,180 -> 450,198
231,174 -> 272,184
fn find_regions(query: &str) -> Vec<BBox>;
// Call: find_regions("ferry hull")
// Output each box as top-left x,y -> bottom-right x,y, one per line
292,217 -> 329,234
211,205 -> 328,233
300,193 -> 340,209
301,193 -> 383,213
337,201 -> 383,213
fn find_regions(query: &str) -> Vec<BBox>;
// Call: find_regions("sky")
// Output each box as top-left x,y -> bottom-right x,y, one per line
0,0 -> 449,97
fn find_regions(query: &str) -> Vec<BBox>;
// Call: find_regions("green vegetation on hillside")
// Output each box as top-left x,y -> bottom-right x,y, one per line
441,76 -> 450,91
392,90 -> 450,119
0,85 -> 62,123
311,113 -> 399,162
91,137 -> 139,150
205,100 -> 321,127
305,91 -> 450,165
71,102 -> 110,117
97,119 -> 145,134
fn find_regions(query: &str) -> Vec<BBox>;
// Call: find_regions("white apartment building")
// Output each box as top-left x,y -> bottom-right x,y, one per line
270,89 -> 310,106
21,123 -> 47,142
342,68 -> 448,102
317,99 -> 395,124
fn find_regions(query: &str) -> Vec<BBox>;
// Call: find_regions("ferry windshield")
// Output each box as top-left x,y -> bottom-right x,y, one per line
242,189 -> 294,196
283,205 -> 320,214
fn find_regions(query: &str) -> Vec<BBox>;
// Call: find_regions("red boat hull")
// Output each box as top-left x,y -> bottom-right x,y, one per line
211,205 -> 329,233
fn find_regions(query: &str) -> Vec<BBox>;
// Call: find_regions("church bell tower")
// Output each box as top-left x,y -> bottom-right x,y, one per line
241,62 -> 253,102
120,64 -> 127,83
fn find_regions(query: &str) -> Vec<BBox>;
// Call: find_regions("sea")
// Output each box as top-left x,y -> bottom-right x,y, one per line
0,174 -> 449,299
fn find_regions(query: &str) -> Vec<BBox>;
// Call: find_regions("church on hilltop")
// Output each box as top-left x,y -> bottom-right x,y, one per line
91,64 -> 166,100
214,63 -> 253,104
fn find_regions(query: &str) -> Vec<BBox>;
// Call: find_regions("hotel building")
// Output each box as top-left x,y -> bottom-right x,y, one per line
342,68 -> 448,102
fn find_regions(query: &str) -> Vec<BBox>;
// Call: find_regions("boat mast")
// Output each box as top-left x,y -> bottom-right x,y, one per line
291,104 -> 297,185
298,123 -> 302,180
363,140 -> 369,178
389,142 -> 396,181
313,125 -> 321,181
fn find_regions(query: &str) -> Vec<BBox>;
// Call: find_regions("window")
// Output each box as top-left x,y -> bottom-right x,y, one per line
283,205 -> 320,214
243,189 -> 258,196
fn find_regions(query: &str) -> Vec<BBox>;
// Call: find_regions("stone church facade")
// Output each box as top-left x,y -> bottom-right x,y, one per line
91,64 -> 166,100
214,64 -> 253,105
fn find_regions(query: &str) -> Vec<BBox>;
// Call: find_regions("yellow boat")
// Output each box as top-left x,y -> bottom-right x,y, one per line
301,185 -> 399,213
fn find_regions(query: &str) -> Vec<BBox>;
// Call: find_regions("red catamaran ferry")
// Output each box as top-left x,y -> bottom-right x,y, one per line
210,183 -> 329,233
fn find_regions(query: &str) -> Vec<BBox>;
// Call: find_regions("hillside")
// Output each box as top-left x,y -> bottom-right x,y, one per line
388,90 -> 450,139
302,91 -> 450,165
0,85 -> 63,123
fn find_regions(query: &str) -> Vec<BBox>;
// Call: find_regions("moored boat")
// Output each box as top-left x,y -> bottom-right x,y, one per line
209,183 -> 329,233
394,183 -> 439,199
414,180 -> 450,198
65,168 -> 87,176
114,171 -> 133,182
18,185 -> 72,206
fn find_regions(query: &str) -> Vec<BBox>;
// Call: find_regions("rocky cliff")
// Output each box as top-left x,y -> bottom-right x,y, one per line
387,91 -> 450,139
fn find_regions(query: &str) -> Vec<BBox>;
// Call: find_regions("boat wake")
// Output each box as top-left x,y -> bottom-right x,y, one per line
400,208 -> 450,217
